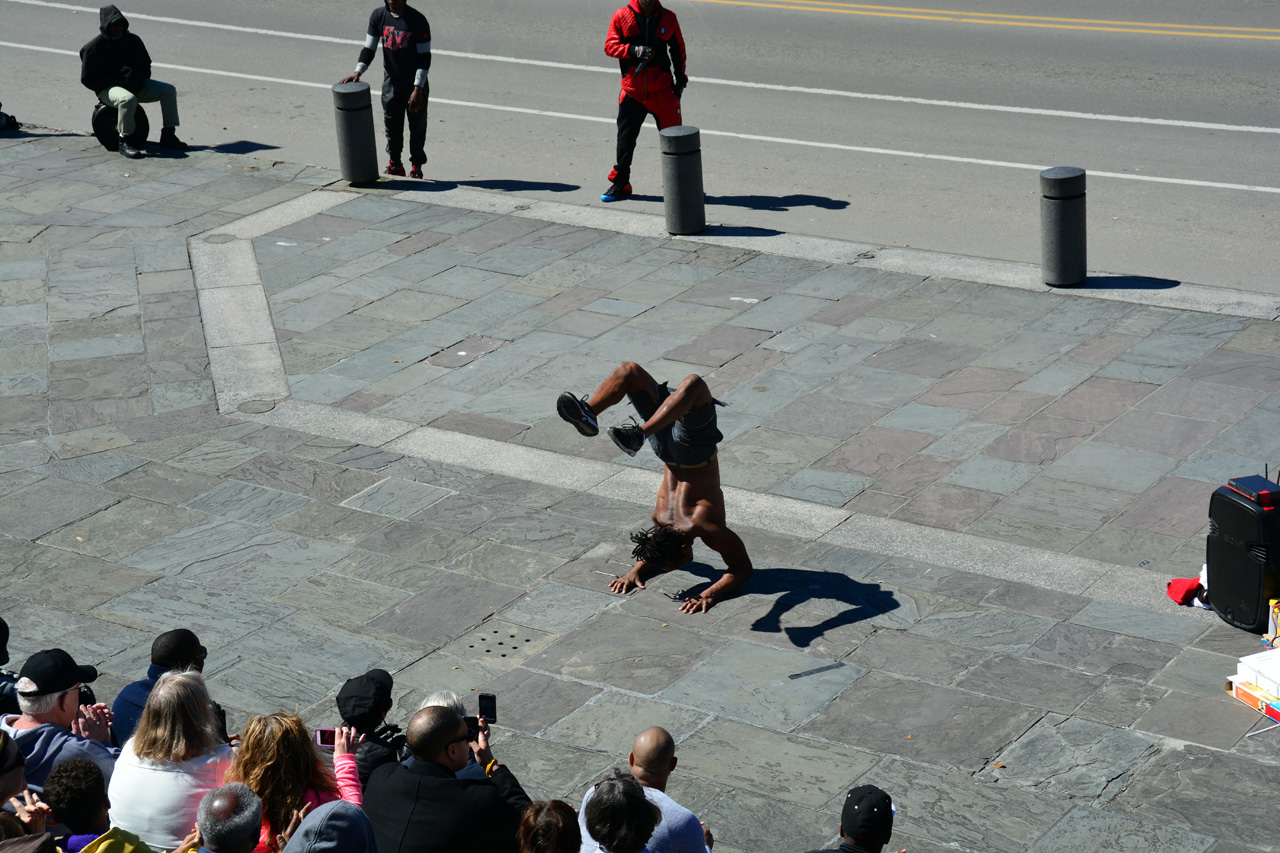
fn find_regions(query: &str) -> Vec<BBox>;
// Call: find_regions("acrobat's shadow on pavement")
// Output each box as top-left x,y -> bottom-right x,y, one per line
674,563 -> 899,649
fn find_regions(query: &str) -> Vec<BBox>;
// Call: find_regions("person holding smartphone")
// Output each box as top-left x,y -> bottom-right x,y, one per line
334,670 -> 407,788
363,706 -> 530,853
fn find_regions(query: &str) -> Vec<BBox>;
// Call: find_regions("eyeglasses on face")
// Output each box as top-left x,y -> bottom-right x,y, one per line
445,731 -> 472,748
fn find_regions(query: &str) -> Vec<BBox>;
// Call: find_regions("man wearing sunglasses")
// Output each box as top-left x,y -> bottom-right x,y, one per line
0,649 -> 118,795
363,706 -> 530,853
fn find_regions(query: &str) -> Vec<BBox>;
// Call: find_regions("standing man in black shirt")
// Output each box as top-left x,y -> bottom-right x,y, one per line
340,0 -> 432,179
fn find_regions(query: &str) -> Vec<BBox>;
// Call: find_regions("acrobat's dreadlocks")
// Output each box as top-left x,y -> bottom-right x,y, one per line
629,525 -> 686,566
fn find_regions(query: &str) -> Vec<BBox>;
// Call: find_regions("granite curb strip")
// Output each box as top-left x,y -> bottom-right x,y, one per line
823,517 -> 1215,620
190,190 -> 357,412
397,186 -> 1280,320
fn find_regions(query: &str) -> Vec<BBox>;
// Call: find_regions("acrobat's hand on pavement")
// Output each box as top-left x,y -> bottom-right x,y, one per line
609,572 -> 646,595
679,593 -> 714,614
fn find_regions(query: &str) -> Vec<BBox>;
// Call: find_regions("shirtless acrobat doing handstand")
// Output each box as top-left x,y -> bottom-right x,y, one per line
557,362 -> 753,614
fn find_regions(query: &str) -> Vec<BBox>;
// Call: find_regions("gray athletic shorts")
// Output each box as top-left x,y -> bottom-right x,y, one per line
627,381 -> 723,467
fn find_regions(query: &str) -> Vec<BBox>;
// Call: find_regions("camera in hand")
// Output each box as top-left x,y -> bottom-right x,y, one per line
314,728 -> 336,749
463,715 -> 480,738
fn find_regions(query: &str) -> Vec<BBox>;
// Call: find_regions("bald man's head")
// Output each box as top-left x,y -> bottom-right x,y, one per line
628,727 -> 677,789
197,783 -> 261,853
407,705 -> 466,761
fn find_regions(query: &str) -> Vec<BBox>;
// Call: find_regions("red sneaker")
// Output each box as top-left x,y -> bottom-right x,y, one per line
385,161 -> 406,177
409,165 -> 423,179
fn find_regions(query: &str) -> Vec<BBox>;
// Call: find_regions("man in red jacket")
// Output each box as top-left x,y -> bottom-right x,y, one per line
602,0 -> 688,203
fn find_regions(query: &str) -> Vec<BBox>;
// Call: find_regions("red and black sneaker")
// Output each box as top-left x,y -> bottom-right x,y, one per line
409,164 -> 423,179
385,161 -> 406,177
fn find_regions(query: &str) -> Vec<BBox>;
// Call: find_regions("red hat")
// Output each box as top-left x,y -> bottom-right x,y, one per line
1166,578 -> 1202,606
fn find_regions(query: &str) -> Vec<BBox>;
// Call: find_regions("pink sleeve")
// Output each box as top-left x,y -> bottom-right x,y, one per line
332,753 -> 363,807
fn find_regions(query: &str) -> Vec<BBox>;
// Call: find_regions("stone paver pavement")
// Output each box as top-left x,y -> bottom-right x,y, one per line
2,130 -> 1278,852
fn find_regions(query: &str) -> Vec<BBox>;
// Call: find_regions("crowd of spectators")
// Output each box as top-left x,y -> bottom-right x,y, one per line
0,618 -> 903,853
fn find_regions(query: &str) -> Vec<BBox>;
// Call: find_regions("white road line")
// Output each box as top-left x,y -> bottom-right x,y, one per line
7,41 -> 1278,195
7,0 -> 1278,135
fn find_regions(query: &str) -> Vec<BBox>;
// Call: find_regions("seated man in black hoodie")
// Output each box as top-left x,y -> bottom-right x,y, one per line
79,5 -> 186,158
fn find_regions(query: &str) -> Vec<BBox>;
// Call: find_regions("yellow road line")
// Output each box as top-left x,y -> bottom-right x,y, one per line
738,0 -> 1280,32
689,0 -> 1280,40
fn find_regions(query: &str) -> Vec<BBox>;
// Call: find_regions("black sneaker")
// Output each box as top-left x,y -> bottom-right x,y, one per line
118,137 -> 142,158
556,392 -> 598,437
158,127 -> 188,150
608,420 -> 646,456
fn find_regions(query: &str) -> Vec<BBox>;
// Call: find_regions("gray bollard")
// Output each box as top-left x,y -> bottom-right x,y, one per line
660,126 -> 705,235
332,81 -> 379,186
1040,166 -> 1086,287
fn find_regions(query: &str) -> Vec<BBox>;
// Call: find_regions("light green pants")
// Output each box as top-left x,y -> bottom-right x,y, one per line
98,79 -> 179,136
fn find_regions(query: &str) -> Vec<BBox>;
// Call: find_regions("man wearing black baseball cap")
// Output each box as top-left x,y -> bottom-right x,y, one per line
803,784 -> 904,853
0,649 -> 119,794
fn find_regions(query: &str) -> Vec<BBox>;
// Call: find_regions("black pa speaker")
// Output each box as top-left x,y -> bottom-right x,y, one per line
92,102 -> 149,152
1206,477 -> 1280,633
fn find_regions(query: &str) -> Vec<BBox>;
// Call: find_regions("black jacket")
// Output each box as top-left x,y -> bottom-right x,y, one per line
0,670 -> 17,716
79,5 -> 152,93
364,758 -> 531,853
352,723 -> 408,788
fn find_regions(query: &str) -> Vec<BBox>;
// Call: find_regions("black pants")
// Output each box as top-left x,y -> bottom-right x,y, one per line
382,75 -> 428,166
614,94 -> 653,186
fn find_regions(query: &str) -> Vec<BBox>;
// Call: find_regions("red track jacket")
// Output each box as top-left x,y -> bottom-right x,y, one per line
605,0 -> 687,100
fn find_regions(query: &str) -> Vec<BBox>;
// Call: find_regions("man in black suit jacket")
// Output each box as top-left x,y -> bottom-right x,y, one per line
364,704 -> 531,853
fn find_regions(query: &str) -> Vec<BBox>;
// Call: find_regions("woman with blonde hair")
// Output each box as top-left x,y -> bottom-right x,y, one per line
227,712 -> 362,852
106,670 -> 233,851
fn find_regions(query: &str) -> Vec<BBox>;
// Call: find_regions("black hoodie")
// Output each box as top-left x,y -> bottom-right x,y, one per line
79,5 -> 152,94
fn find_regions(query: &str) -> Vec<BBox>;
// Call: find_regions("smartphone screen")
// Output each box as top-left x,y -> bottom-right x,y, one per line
463,715 -> 480,738
314,728 -> 336,749
478,692 -> 497,724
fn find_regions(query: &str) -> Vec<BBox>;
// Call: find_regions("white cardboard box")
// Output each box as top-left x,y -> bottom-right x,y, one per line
1237,648 -> 1280,696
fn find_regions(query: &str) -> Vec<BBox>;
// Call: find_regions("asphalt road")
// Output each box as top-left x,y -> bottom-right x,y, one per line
2,0 -> 1277,292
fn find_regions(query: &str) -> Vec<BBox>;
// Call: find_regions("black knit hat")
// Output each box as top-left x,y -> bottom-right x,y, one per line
337,670 -> 394,728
